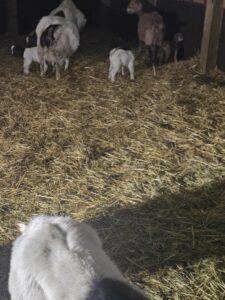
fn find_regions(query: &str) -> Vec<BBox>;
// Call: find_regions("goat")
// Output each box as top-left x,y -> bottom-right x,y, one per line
109,48 -> 135,82
127,0 -> 165,73
11,44 -> 69,75
36,16 -> 80,80
8,215 -> 149,300
26,0 -> 86,48
159,32 -> 184,64
10,45 -> 47,75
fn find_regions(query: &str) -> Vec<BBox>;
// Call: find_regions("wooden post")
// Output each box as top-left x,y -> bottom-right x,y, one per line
5,0 -> 19,39
200,0 -> 224,73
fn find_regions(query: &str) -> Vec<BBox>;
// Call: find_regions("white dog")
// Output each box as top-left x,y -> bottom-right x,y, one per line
109,48 -> 135,82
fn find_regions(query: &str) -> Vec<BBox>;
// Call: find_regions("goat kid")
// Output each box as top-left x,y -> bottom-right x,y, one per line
8,215 -> 149,300
11,45 -> 47,75
160,32 -> 184,64
109,48 -> 135,82
11,44 -> 69,75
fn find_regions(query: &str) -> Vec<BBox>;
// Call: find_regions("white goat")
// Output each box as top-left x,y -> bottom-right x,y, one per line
36,16 -> 80,80
26,0 -> 86,48
8,215 -> 148,300
11,45 -> 45,75
11,45 -> 69,75
49,0 -> 86,31
109,48 -> 135,82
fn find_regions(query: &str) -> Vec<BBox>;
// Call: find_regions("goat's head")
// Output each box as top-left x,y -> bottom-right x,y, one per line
173,32 -> 184,43
127,0 -> 143,14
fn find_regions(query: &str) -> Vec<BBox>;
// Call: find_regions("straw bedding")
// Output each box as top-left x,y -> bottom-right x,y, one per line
0,31 -> 225,299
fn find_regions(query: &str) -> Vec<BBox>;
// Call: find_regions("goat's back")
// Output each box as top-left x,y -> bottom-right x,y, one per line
49,0 -> 86,30
138,12 -> 164,45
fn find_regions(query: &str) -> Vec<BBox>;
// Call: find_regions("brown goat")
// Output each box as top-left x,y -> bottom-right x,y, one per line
127,0 -> 165,71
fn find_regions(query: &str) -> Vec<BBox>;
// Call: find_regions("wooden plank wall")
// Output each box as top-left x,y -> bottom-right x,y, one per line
200,0 -> 224,73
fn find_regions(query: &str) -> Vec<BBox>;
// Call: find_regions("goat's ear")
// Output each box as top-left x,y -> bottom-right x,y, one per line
17,222 -> 26,232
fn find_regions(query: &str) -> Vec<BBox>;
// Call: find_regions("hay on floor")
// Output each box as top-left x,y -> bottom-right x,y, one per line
0,31 -> 225,299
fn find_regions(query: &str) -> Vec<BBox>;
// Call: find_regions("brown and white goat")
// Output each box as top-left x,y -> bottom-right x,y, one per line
127,0 -> 165,72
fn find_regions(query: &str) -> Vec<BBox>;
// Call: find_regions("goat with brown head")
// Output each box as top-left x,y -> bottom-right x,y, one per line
127,0 -> 165,72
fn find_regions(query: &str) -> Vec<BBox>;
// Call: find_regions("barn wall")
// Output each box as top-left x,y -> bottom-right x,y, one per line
0,0 -> 7,34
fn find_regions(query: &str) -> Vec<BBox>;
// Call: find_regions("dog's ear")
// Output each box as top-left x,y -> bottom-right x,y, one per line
18,222 -> 26,232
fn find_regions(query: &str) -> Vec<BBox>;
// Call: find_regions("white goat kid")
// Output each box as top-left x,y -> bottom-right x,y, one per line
8,215 -> 148,300
109,48 -> 135,82
11,45 -> 47,75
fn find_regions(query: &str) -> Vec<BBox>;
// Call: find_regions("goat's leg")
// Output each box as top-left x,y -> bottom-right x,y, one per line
148,45 -> 157,75
137,41 -> 145,57
158,47 -> 164,65
40,60 -> 48,77
110,65 -> 120,82
174,47 -> 178,63
128,63 -> 134,80
64,58 -> 69,71
55,63 -> 61,80
121,66 -> 125,76
147,45 -> 153,67
43,61 -> 48,74
152,45 -> 159,66
108,63 -> 113,81
23,58 -> 32,75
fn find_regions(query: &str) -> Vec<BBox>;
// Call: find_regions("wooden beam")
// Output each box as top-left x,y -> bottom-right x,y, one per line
176,0 -> 225,8
200,0 -> 224,73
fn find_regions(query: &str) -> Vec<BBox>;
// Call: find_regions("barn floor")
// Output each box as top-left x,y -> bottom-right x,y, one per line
0,31 -> 225,299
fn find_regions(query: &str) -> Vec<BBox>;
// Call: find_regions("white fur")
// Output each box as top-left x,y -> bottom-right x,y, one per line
8,215 -> 126,300
23,47 -> 42,74
36,16 -> 80,80
11,45 -> 69,75
109,48 -> 135,82
49,0 -> 86,31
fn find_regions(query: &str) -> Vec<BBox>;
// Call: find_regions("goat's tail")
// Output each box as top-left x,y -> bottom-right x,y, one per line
10,45 -> 25,58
